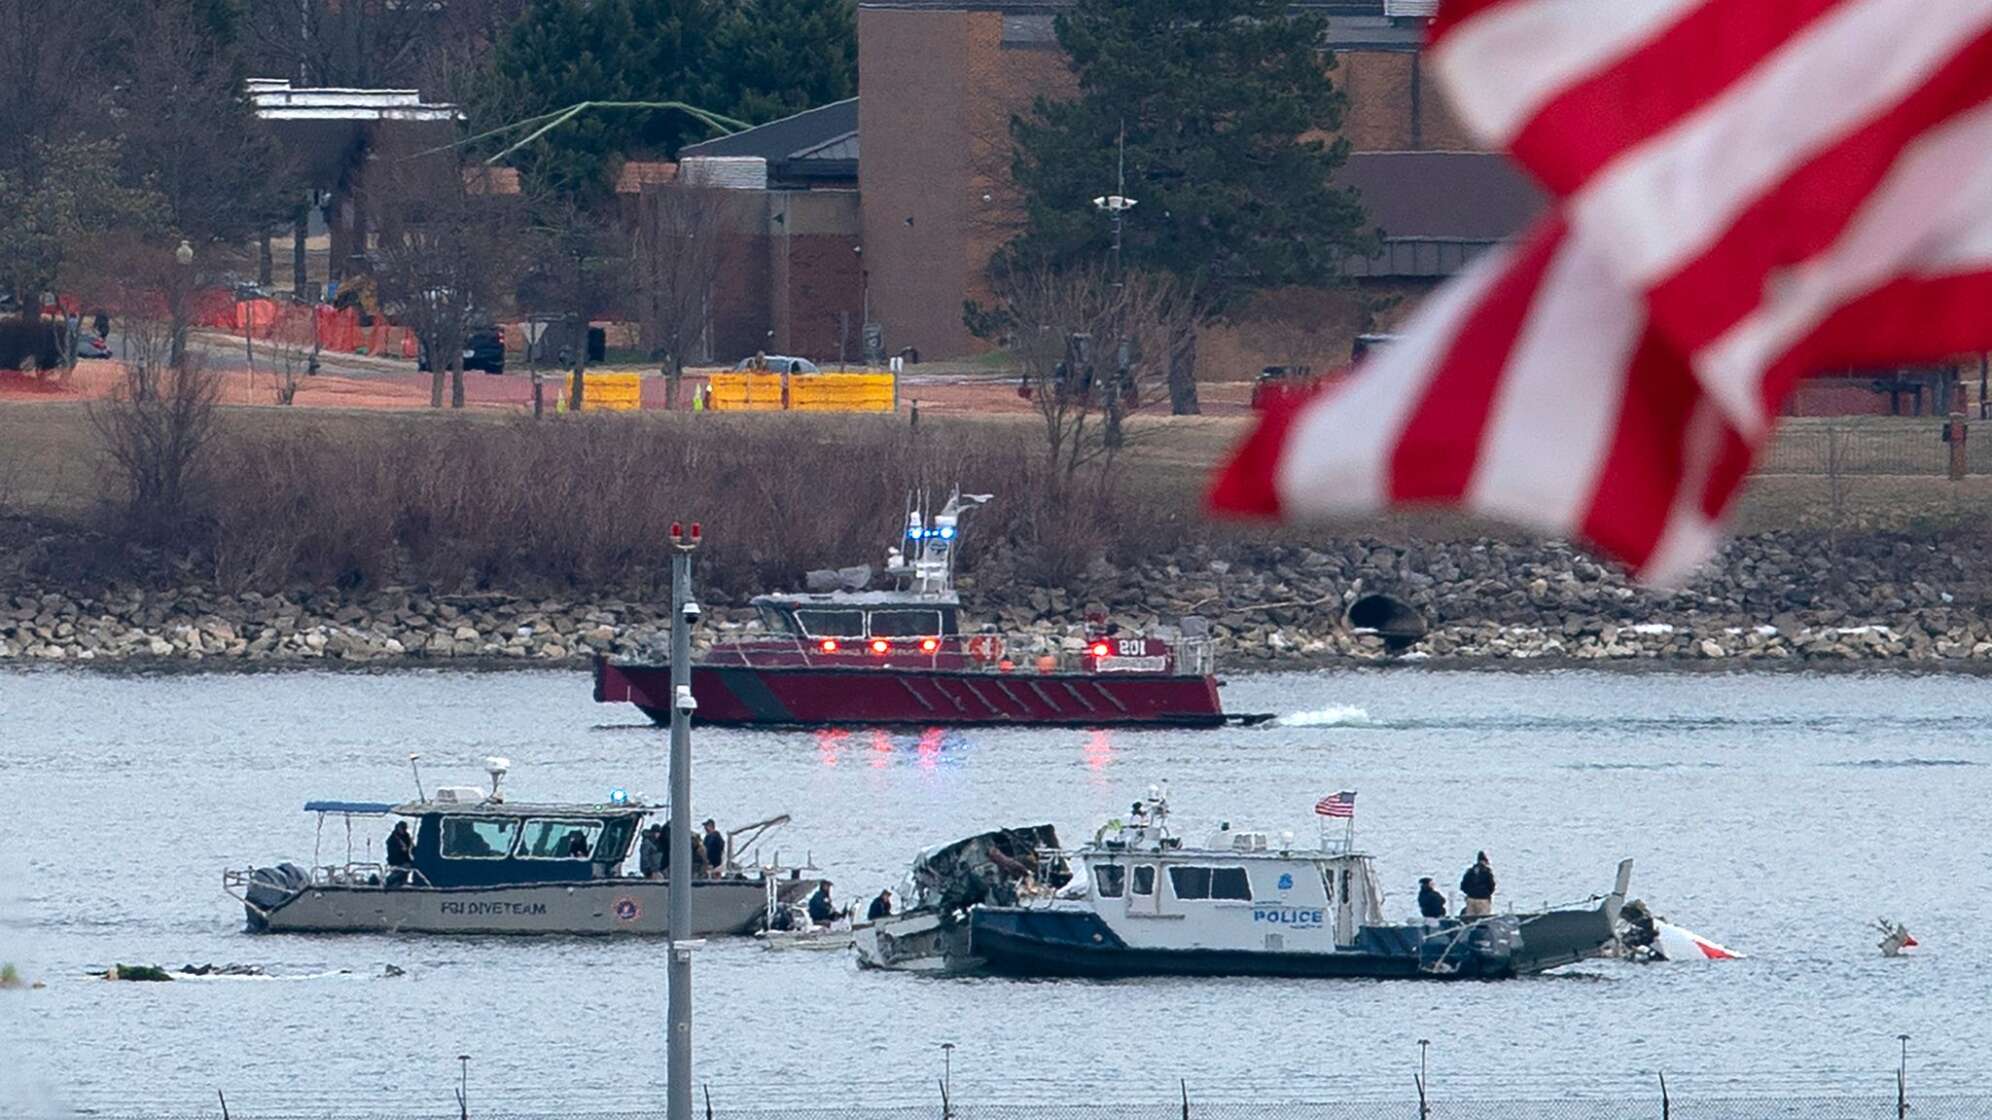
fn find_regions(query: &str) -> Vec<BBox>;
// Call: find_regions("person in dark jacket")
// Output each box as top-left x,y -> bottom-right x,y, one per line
806,882 -> 839,925
701,819 -> 725,875
386,821 -> 415,887
1460,852 -> 1497,917
1417,877 -> 1447,920
866,889 -> 894,921
639,825 -> 666,878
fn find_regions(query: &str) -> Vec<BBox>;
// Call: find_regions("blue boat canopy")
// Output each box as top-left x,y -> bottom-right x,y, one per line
303,800 -> 396,815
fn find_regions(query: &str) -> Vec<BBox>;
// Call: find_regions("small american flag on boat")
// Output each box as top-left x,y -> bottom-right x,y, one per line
1315,791 -> 1356,819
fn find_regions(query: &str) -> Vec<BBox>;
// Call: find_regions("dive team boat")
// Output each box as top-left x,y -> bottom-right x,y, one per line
962,791 -> 1632,980
595,491 -> 1271,729
222,758 -> 821,936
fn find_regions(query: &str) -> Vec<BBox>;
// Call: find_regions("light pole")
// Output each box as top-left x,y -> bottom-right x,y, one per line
940,1042 -> 956,1120
667,520 -> 703,1120
171,239 -> 194,373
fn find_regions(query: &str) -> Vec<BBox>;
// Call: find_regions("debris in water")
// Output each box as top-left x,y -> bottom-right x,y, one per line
100,964 -> 173,982
1875,918 -> 1918,957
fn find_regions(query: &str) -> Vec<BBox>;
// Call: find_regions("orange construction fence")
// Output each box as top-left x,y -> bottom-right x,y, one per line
225,299 -> 418,360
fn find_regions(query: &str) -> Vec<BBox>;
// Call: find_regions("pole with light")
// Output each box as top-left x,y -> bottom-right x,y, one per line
1092,124 -> 1137,446
171,238 -> 195,373
666,519 -> 703,1120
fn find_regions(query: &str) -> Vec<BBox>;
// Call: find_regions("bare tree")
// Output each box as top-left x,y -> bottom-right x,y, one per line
988,260 -> 1193,487
365,138 -> 523,409
264,305 -> 315,405
89,338 -> 223,545
634,183 -> 725,409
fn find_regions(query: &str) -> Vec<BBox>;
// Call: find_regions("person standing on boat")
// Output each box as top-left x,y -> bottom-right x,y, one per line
867,889 -> 894,921
386,821 -> 415,888
701,819 -> 725,876
1460,852 -> 1497,917
639,824 -> 667,879
1417,877 -> 1448,920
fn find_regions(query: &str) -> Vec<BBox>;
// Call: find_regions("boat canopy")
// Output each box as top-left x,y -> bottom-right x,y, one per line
388,799 -> 653,820
303,801 -> 396,815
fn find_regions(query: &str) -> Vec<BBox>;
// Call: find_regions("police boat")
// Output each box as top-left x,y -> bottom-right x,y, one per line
966,789 -> 1632,980
222,757 -> 822,937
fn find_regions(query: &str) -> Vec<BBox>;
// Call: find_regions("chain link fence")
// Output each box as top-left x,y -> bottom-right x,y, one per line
1757,420 -> 1958,476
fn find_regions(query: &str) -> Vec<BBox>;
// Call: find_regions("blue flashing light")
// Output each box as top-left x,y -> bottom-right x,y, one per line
938,526 -> 956,540
609,787 -> 629,805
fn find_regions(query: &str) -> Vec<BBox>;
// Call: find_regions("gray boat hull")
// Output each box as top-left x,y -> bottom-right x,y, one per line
247,878 -> 813,937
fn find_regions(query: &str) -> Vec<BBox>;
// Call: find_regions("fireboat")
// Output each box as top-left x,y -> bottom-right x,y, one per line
594,490 -> 1271,728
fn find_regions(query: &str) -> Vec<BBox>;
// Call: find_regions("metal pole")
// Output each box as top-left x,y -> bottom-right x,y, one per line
668,525 -> 700,1120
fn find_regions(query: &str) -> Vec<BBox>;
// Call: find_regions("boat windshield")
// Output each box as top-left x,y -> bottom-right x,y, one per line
796,609 -> 865,638
517,819 -> 605,859
1094,864 -> 1125,898
756,605 -> 800,636
441,817 -> 520,859
869,609 -> 943,637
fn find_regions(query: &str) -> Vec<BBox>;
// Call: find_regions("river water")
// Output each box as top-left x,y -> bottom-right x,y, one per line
2,667 -> 1988,1116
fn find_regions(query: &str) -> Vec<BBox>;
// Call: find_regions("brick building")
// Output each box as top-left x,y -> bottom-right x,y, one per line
854,0 -> 1524,373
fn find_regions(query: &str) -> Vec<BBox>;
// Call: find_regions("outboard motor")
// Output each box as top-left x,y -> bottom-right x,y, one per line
1345,593 -> 1427,653
242,863 -> 311,930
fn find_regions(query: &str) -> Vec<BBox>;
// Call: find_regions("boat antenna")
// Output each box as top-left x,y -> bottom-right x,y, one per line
408,753 -> 427,802
484,757 -> 511,802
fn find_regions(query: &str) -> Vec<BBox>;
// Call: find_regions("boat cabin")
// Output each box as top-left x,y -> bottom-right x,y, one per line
1073,812 -> 1386,951
303,799 -> 649,888
750,592 -> 962,644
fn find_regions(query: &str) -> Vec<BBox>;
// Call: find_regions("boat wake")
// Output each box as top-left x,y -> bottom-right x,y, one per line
1278,705 -> 1372,727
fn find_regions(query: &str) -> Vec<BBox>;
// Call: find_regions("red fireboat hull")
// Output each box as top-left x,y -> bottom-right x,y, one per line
595,658 -> 1237,728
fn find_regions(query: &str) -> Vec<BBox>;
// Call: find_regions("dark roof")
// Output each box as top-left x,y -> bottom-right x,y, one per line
681,98 -> 858,166
1337,151 -> 1545,277
861,0 -> 1385,10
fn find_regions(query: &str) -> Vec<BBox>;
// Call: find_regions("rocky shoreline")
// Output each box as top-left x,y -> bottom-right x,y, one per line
3,530 -> 1988,670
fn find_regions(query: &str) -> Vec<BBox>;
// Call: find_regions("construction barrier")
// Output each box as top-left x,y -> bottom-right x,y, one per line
706,371 -> 895,412
573,371 -> 644,411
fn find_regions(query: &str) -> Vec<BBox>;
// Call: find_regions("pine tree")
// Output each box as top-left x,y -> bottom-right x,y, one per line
711,0 -> 857,124
1004,0 -> 1376,412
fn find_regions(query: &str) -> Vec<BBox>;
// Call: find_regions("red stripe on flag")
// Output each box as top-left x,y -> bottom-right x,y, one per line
1389,221 -> 1567,503
1574,329 -> 1699,572
1509,0 -> 1852,195
1645,28 -> 1992,356
1207,389 -> 1317,518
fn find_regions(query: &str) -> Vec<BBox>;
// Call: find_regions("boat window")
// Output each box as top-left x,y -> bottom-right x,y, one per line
517,819 -> 605,860
440,817 -> 520,859
1210,867 -> 1252,900
1321,867 -> 1337,905
1169,866 -> 1211,900
795,609 -> 865,638
1132,865 -> 1156,896
597,818 -> 636,861
1094,864 -> 1125,898
756,605 -> 799,635
869,609 -> 943,637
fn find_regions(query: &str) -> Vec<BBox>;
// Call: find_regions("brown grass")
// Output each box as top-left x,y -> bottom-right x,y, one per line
5,404 -> 1992,597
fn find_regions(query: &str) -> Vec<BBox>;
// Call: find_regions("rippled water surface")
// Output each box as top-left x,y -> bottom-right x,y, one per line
3,668 -> 1988,1114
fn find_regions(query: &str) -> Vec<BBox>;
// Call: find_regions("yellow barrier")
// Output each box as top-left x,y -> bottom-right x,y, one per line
706,371 -> 895,412
570,372 -> 644,411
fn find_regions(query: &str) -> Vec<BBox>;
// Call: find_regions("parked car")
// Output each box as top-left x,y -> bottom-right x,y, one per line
734,355 -> 819,375
418,325 -> 506,374
1250,365 -> 1323,411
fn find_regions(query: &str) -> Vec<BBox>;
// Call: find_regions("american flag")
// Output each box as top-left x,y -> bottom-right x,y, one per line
1315,791 -> 1357,818
1212,1 -> 1992,585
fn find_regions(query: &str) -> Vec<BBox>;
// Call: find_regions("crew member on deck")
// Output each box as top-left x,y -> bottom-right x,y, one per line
639,824 -> 666,879
867,889 -> 894,921
1417,876 -> 1447,920
807,882 -> 840,925
386,821 -> 415,888
1460,852 -> 1497,918
701,819 -> 725,875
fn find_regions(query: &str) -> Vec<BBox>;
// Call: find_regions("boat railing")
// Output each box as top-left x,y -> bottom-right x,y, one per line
706,630 -> 1217,676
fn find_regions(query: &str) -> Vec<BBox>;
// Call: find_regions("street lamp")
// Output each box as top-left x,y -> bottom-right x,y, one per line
170,239 -> 195,372
174,239 -> 194,267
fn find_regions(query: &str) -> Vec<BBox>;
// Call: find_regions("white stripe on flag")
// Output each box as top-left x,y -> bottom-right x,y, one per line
1433,0 -> 1707,146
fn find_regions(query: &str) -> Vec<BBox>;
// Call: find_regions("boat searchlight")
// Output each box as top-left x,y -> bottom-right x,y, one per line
484,757 -> 511,801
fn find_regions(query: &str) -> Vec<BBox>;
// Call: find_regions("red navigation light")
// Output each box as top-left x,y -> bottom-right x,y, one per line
1090,641 -> 1110,657
870,638 -> 890,655
819,639 -> 839,653
689,521 -> 702,542
920,637 -> 939,653
669,521 -> 683,542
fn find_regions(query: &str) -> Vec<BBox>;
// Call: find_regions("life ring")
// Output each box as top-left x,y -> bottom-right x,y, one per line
965,635 -> 1005,662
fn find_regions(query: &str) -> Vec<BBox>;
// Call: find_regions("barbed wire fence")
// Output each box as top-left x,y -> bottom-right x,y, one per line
45,1063 -> 1990,1120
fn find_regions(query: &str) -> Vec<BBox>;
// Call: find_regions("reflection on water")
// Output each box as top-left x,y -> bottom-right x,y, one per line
2,666 -> 1989,1113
